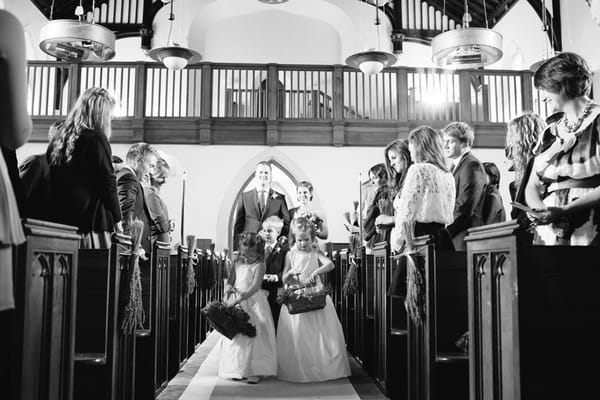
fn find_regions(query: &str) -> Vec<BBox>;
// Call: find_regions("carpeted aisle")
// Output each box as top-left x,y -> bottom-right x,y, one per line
160,330 -> 382,400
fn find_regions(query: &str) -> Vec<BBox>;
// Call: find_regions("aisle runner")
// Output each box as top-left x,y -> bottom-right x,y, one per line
179,331 -> 361,400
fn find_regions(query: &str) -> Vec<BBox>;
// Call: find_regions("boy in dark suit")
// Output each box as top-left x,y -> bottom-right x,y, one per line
442,122 -> 487,250
260,216 -> 289,328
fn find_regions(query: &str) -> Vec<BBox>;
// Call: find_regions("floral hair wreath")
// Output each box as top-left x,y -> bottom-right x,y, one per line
291,216 -> 317,238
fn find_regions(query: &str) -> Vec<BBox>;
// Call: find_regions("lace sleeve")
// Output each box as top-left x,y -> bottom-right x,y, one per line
391,165 -> 425,251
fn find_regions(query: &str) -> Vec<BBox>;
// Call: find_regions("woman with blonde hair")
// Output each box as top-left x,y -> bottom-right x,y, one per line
144,157 -> 174,244
47,87 -> 123,248
384,126 -> 455,253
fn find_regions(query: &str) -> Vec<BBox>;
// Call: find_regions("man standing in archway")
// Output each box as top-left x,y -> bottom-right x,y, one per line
233,161 -> 290,248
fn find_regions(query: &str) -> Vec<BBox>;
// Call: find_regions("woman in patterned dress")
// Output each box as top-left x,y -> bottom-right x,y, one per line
525,52 -> 600,246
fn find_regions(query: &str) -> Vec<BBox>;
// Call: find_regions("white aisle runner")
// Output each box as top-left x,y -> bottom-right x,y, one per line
178,331 -> 362,400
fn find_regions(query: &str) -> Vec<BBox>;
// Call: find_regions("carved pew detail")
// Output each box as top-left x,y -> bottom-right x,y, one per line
11,219 -> 80,400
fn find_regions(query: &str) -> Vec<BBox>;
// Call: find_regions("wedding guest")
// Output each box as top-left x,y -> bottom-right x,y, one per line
442,121 -> 487,250
373,139 -> 412,234
219,232 -> 277,384
505,112 -> 546,224
117,142 -> 158,254
289,180 -> 328,240
388,126 -> 455,253
0,8 -> 31,313
277,217 -> 350,382
144,157 -> 173,244
526,52 -> 600,246
260,216 -> 289,327
363,163 -> 393,249
234,161 -> 290,248
481,162 -> 506,225
46,87 -> 123,248
0,10 -> 31,390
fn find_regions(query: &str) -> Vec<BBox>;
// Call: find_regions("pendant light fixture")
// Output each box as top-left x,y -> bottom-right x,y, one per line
431,0 -> 502,69
346,0 -> 397,75
39,0 -> 116,62
149,0 -> 201,71
530,0 -> 555,72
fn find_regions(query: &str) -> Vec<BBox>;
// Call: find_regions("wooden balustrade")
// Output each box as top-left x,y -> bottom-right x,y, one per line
9,219 -> 81,400
74,233 -> 136,400
26,61 -> 551,147
466,221 -> 600,400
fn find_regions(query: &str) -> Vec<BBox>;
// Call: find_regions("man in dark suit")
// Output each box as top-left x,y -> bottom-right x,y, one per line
442,122 -> 487,251
233,161 -> 290,248
117,142 -> 158,255
260,216 -> 289,328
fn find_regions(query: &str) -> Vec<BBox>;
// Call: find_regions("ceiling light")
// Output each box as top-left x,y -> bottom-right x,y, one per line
149,0 -> 201,70
39,1 -> 115,62
258,0 -> 289,4
346,0 -> 397,75
431,0 -> 502,69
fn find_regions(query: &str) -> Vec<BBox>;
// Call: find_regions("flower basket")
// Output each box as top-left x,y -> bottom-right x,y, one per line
277,284 -> 330,314
201,301 -> 257,340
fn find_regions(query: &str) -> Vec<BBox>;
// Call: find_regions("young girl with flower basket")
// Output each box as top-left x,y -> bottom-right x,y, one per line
276,217 -> 350,382
216,232 -> 277,384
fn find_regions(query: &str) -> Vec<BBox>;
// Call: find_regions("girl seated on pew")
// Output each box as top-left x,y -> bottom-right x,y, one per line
276,217 -> 351,382
217,232 -> 277,384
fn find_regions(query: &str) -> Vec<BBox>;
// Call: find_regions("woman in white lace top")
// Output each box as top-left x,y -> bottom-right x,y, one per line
389,126 -> 456,252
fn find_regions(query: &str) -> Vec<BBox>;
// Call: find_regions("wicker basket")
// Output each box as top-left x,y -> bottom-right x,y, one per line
283,288 -> 327,314
201,302 -> 239,339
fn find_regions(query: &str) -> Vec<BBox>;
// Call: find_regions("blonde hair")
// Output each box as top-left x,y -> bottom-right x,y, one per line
506,112 -> 546,185
49,87 -> 116,165
262,215 -> 284,233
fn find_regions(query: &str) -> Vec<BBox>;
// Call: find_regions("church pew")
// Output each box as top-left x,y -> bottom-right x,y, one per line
466,221 -> 600,400
134,240 -> 171,400
168,245 -> 189,379
360,248 -> 376,374
325,242 -> 348,315
406,236 -> 468,400
372,241 -> 408,400
10,219 -> 80,400
74,233 -> 136,400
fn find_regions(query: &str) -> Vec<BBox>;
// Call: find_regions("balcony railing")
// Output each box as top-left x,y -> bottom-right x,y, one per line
26,61 -> 552,147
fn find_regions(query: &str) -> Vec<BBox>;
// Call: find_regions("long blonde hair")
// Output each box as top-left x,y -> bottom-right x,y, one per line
49,87 -> 116,165
505,112 -> 545,185
408,126 -> 449,171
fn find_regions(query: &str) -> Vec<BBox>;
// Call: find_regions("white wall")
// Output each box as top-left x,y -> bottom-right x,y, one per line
16,142 -> 511,252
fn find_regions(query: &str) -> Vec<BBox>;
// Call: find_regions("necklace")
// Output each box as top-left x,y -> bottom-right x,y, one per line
562,99 -> 593,133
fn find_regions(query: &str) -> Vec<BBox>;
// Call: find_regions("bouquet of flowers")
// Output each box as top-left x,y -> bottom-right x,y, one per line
277,282 -> 331,314
298,210 -> 323,231
121,219 -> 146,334
201,301 -> 257,340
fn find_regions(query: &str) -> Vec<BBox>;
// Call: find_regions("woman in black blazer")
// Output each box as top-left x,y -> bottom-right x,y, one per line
46,87 -> 123,248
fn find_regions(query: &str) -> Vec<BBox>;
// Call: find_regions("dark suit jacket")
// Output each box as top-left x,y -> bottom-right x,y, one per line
482,185 -> 506,225
45,130 -> 121,233
19,153 -> 51,220
233,188 -> 290,247
117,167 -> 152,253
261,243 -> 289,292
448,152 -> 486,247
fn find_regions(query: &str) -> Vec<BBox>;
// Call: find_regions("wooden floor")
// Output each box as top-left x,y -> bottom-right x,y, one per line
157,331 -> 388,400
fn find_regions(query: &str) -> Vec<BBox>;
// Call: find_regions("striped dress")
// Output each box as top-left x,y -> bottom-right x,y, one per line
533,107 -> 600,245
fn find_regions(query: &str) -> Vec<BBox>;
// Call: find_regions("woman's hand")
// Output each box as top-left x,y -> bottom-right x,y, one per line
375,214 -> 395,228
115,221 -> 124,234
529,206 -> 564,225
302,272 -> 317,286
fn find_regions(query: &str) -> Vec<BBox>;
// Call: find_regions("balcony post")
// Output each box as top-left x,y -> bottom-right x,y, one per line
68,63 -> 81,110
266,64 -> 279,145
397,68 -> 409,138
333,65 -> 345,146
521,71 -> 534,113
459,70 -> 472,124
199,63 -> 213,144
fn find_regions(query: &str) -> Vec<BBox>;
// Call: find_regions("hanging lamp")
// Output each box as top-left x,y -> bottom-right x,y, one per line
431,0 -> 502,69
258,0 -> 289,4
149,0 -> 201,71
346,0 -> 397,75
39,0 -> 116,62
530,0 -> 556,72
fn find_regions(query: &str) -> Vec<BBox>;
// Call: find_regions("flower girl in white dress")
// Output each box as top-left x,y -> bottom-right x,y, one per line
217,232 -> 277,384
277,217 -> 351,382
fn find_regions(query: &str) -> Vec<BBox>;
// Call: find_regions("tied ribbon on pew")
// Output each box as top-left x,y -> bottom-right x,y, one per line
342,200 -> 361,296
121,218 -> 146,334
185,235 -> 197,295
400,221 -> 426,326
